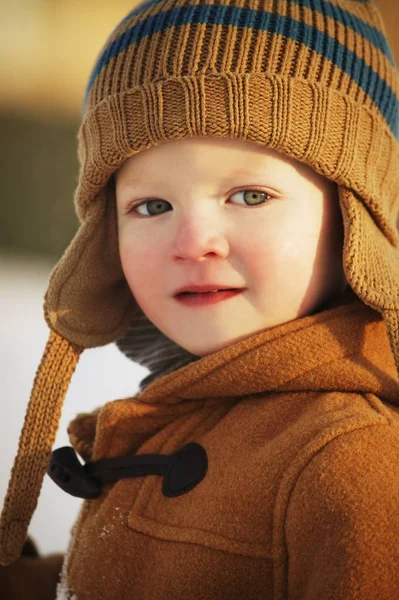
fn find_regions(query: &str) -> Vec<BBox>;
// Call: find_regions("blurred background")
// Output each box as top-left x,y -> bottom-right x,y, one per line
1,0 -> 399,556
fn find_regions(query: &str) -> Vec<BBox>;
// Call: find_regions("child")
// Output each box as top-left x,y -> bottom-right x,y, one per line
1,0 -> 398,598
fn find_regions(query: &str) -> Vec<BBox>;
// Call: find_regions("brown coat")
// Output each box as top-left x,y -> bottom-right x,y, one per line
4,297 -> 399,599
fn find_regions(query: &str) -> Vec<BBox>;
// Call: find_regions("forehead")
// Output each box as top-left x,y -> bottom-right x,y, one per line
115,135 -> 331,193
118,137 -> 285,173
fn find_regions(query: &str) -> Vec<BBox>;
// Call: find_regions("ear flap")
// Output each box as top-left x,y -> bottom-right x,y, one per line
44,182 -> 137,348
339,185 -> 399,377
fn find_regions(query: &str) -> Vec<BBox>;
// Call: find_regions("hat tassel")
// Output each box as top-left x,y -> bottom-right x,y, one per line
0,330 -> 82,565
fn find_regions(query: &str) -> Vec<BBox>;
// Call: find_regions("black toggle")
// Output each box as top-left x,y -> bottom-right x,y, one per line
48,447 -> 101,499
48,442 -> 208,499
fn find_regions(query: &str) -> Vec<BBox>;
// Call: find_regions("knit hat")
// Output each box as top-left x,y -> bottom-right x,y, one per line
1,0 -> 398,566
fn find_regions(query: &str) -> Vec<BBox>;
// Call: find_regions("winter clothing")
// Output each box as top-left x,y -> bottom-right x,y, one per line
1,0 -> 398,599
54,293 -> 399,600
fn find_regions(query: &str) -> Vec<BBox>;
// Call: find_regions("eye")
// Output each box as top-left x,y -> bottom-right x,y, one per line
127,189 -> 273,218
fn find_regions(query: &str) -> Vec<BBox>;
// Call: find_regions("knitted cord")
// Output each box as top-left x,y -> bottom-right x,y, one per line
0,331 -> 82,565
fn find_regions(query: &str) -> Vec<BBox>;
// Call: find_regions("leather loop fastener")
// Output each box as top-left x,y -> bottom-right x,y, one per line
48,442 -> 208,499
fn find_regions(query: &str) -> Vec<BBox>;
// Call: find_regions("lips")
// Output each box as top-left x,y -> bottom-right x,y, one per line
180,289 -> 236,295
174,284 -> 244,295
175,288 -> 244,306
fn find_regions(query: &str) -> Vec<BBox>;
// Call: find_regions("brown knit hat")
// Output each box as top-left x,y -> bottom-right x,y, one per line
1,0 -> 398,565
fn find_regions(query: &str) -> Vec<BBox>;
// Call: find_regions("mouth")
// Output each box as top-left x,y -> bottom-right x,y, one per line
178,288 -> 239,296
174,288 -> 245,306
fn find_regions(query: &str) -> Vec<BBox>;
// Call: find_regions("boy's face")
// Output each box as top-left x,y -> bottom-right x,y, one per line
115,136 -> 347,357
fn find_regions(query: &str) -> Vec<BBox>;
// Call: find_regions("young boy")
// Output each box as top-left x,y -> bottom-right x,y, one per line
1,0 -> 398,598
115,135 -> 349,359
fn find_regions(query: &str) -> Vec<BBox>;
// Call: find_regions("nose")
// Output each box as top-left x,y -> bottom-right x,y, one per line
172,213 -> 229,261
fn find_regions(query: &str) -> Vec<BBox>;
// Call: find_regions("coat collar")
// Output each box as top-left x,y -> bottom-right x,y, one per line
135,294 -> 398,405
68,292 -> 399,462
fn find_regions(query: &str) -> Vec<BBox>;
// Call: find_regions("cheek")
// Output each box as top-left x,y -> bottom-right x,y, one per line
244,213 -> 320,280
119,241 -> 156,294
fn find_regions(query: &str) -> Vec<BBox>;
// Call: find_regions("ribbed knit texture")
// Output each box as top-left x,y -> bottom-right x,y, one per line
0,0 -> 398,568
83,0 -> 398,141
0,332 -> 82,563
